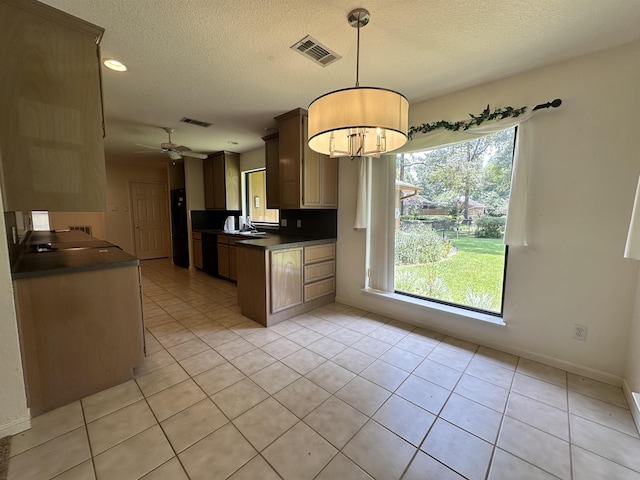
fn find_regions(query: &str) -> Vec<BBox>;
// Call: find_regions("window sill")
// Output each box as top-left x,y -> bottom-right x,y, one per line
362,288 -> 506,326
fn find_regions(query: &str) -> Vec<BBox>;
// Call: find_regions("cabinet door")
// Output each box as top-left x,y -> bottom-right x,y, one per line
217,243 -> 230,278
212,154 -> 226,209
278,113 -> 303,209
270,248 -> 303,313
321,156 -> 338,207
302,149 -> 322,207
0,1 -> 106,212
224,154 -> 241,210
229,245 -> 237,281
193,238 -> 203,269
203,158 -> 214,209
264,135 -> 280,209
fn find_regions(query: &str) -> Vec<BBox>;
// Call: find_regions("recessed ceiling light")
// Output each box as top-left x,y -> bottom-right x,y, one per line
103,59 -> 127,72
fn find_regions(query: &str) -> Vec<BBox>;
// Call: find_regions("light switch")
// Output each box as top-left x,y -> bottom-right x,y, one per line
296,220 -> 302,228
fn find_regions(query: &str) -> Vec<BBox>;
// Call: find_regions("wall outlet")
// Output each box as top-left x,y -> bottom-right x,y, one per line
281,219 -> 287,227
296,219 -> 302,228
573,324 -> 587,341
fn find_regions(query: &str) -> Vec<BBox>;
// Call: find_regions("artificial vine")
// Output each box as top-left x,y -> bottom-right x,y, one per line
408,104 -> 528,139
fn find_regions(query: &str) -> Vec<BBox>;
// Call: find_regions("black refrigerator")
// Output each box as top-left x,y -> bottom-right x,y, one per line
170,188 -> 189,268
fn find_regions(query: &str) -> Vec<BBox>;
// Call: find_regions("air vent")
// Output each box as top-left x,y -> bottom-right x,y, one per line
291,35 -> 341,67
69,225 -> 92,235
180,117 -> 212,128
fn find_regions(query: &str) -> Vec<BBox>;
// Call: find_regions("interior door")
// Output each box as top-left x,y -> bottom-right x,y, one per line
130,182 -> 170,259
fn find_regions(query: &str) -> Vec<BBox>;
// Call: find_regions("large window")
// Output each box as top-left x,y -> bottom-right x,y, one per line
394,128 -> 516,315
245,169 -> 278,225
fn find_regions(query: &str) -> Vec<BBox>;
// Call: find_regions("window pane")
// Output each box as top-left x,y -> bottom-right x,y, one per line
246,170 -> 279,224
394,128 -> 516,315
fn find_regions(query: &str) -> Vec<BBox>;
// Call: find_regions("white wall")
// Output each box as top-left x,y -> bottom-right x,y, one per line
105,160 -> 168,255
0,194 -> 29,435
336,40 -> 640,383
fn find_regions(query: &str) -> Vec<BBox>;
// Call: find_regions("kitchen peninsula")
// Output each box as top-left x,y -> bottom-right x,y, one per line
236,234 -> 336,326
11,230 -> 144,415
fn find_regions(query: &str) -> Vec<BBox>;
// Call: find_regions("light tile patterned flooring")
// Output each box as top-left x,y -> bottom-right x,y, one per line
8,259 -> 640,480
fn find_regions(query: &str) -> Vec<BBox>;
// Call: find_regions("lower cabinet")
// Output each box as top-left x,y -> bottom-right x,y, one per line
217,234 -> 238,281
13,264 -> 144,415
237,241 -> 336,326
192,232 -> 203,270
270,248 -> 303,313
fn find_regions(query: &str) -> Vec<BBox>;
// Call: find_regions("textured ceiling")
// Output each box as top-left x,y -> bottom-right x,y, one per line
40,0 -> 640,163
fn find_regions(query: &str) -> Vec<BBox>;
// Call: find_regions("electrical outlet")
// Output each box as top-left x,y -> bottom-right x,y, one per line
281,219 -> 288,227
296,219 -> 302,228
573,324 -> 587,341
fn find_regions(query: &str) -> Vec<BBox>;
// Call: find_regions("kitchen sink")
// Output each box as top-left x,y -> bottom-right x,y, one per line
237,231 -> 267,236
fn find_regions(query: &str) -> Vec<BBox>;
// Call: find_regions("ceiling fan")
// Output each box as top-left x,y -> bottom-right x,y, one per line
135,127 -> 207,160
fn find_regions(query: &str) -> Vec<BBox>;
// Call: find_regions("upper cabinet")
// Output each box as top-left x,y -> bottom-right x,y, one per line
262,133 -> 280,210
0,0 -> 106,212
203,151 -> 240,210
275,108 -> 338,209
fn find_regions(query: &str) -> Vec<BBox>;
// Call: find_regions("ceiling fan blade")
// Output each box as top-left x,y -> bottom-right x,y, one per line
181,151 -> 207,159
134,143 -> 164,151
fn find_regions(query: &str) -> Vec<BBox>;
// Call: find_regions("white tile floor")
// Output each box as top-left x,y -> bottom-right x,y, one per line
8,259 -> 640,480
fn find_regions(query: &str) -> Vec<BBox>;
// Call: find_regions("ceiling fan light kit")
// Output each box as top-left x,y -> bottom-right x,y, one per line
307,8 -> 409,158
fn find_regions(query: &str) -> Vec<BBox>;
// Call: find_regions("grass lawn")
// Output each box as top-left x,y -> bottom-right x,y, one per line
394,235 -> 506,312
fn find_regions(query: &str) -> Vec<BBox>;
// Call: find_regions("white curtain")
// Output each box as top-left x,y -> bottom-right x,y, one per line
392,110 -> 535,246
625,175 -> 640,260
354,156 -> 369,229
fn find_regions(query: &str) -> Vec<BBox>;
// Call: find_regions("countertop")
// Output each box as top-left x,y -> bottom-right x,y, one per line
12,231 -> 139,280
192,229 -> 335,250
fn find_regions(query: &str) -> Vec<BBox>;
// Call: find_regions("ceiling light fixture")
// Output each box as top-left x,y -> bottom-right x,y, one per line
102,59 -> 127,72
307,8 -> 408,158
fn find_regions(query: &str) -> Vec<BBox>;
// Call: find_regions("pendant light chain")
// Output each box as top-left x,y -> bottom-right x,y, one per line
355,17 -> 360,88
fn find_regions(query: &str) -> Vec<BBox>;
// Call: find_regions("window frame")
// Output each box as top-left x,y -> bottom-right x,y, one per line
389,127 -> 518,318
243,168 -> 279,228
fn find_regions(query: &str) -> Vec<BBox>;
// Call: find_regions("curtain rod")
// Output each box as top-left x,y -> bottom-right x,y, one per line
532,98 -> 562,111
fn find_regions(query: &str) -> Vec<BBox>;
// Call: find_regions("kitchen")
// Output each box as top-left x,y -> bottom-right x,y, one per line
2,0 -> 640,478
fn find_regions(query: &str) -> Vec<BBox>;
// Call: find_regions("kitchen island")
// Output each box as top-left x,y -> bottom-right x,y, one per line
12,231 -> 145,415
235,234 -> 336,326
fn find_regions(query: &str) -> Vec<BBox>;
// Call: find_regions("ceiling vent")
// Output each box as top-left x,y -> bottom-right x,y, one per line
291,35 -> 341,67
180,117 -> 212,128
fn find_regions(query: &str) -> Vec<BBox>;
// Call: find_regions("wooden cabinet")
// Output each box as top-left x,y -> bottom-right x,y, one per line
274,108 -> 338,209
13,264 -> 144,415
217,234 -> 238,281
237,241 -> 336,326
0,0 -> 107,212
262,133 -> 280,209
204,151 -> 240,210
192,232 -> 203,269
303,243 -> 336,302
270,248 -> 303,313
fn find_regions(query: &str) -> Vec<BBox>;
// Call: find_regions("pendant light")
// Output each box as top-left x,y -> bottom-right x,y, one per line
307,8 -> 409,158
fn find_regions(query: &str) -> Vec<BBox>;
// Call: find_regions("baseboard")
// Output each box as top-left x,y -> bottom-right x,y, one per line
334,295 -> 624,388
0,413 -> 30,438
623,381 -> 640,436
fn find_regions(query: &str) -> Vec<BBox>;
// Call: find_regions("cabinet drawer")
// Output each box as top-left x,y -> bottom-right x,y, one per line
304,260 -> 335,284
304,277 -> 335,302
192,232 -> 202,240
217,235 -> 229,245
304,243 -> 335,264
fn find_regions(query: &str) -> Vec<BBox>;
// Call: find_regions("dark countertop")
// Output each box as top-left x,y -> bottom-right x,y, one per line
234,234 -> 336,250
12,231 -> 139,280
192,228 -> 335,250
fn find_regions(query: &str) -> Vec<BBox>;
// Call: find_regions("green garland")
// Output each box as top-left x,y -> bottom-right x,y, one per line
408,104 -> 528,139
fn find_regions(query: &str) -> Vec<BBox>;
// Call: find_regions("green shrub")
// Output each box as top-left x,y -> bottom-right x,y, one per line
395,223 -> 451,265
475,216 -> 506,238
